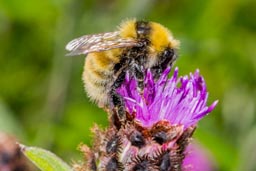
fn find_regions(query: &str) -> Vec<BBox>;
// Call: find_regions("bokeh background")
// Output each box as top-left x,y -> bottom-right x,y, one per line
0,0 -> 256,170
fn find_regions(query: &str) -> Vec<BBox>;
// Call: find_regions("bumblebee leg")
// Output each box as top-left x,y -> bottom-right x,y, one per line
110,91 -> 126,123
110,70 -> 126,123
133,63 -> 145,93
151,65 -> 163,80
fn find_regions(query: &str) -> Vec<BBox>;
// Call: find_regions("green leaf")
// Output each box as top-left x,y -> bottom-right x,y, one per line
20,144 -> 72,171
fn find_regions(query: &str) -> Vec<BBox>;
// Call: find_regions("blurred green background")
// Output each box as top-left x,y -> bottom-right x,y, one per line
0,0 -> 256,170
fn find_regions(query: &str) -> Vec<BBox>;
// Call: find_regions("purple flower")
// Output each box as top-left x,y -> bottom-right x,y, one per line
118,67 -> 218,128
76,67 -> 218,171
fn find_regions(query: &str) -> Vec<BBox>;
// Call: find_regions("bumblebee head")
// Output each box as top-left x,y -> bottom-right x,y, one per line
119,19 -> 180,66
146,21 -> 180,67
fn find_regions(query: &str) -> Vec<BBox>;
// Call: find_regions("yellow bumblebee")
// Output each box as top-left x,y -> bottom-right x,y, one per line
66,19 -> 179,121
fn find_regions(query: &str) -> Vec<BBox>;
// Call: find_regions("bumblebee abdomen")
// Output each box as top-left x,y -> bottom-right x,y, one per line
85,52 -> 117,81
83,50 -> 121,106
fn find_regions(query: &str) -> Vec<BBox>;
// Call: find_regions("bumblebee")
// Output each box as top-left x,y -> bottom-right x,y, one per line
66,19 -> 179,121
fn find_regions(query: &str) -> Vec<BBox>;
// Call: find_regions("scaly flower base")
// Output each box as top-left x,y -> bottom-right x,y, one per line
77,114 -> 196,171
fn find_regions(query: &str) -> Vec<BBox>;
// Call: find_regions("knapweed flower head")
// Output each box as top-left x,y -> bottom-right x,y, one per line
118,67 -> 218,128
76,67 -> 217,171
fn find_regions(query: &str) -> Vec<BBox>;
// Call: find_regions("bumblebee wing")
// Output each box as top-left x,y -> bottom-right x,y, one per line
66,31 -> 140,56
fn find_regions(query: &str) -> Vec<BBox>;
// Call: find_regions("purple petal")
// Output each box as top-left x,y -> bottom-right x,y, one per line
117,67 -> 217,128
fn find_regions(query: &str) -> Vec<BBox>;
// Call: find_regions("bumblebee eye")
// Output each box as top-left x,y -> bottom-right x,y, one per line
163,48 -> 174,59
159,48 -> 176,66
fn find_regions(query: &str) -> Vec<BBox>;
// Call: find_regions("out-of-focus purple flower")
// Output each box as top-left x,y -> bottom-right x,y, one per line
0,132 -> 32,171
183,143 -> 216,171
118,67 -> 218,128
